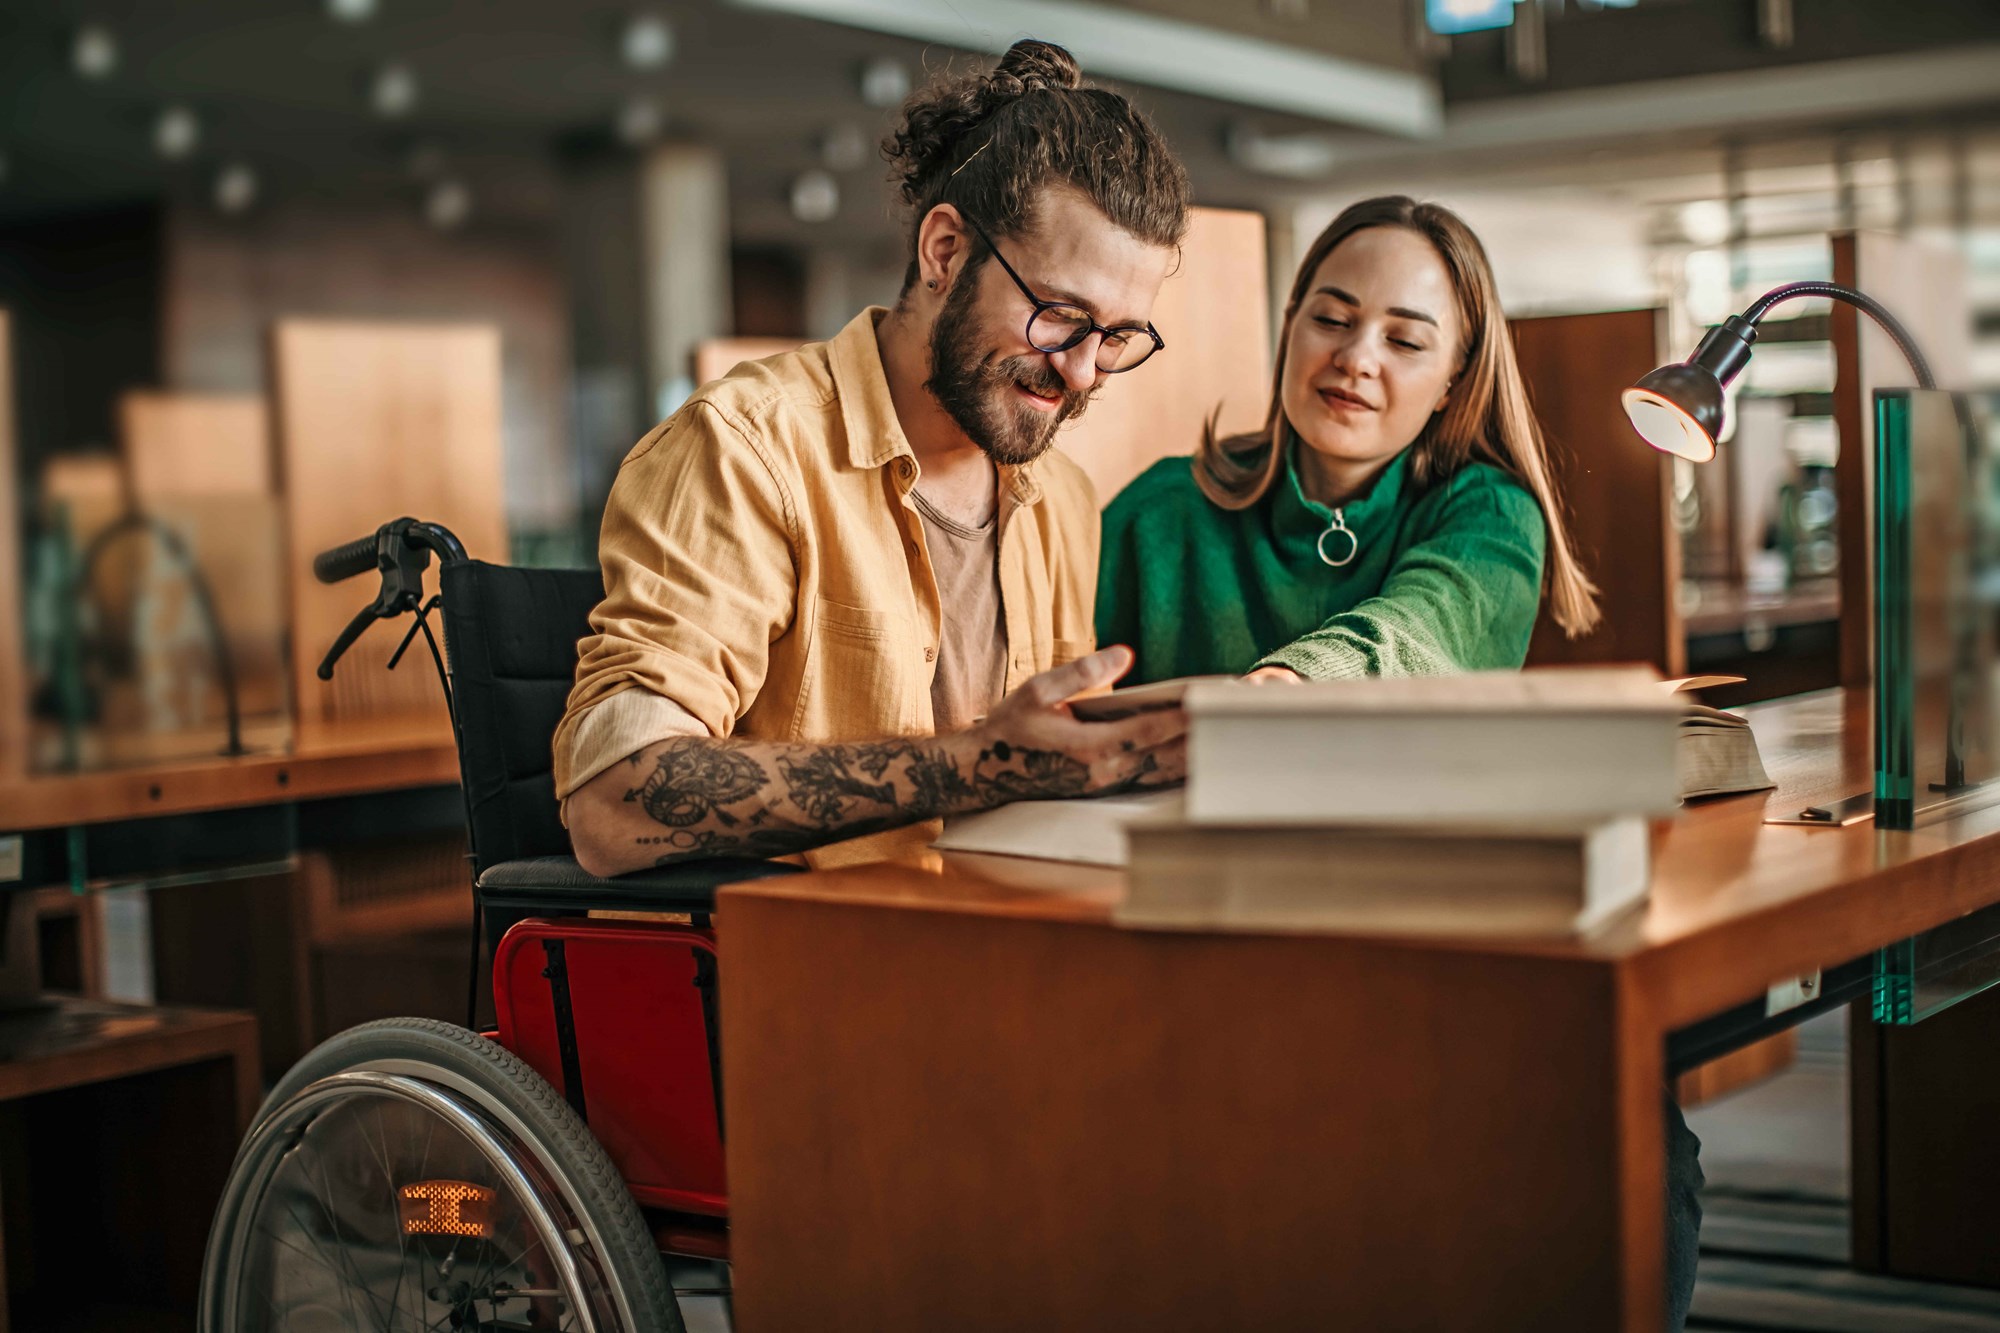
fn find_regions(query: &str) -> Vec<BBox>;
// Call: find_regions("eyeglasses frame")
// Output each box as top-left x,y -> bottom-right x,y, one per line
959,214 -> 1166,375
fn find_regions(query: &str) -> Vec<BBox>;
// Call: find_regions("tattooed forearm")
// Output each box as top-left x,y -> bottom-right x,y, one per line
606,733 -> 1111,867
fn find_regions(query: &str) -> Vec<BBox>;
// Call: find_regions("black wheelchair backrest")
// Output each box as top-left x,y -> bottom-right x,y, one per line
439,560 -> 604,877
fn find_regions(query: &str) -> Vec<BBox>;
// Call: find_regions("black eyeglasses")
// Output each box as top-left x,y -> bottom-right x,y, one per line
963,216 -> 1165,374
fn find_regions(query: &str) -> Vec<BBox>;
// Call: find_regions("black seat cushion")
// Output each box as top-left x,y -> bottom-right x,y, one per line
475,854 -> 799,914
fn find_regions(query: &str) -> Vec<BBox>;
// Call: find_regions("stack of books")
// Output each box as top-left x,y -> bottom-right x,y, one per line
936,666 -> 1737,938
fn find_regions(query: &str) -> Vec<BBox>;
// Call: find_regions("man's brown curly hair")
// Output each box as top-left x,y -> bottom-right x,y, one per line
881,39 -> 1192,291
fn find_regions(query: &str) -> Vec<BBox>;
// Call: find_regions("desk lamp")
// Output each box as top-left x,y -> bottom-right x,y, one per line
1623,281 -> 1935,462
1625,282 -> 1983,830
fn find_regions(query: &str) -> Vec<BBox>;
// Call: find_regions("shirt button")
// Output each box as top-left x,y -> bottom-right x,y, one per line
924,646 -> 936,662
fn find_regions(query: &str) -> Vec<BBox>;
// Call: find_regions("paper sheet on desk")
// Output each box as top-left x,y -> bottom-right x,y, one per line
933,791 -> 1183,866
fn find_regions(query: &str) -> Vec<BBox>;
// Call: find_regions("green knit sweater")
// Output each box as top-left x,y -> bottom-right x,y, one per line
1095,444 -> 1547,685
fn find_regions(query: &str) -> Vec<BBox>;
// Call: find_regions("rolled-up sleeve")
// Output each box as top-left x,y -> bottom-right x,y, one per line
552,400 -> 798,800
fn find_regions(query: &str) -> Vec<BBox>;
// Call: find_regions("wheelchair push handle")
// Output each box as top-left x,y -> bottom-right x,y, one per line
312,518 -> 468,680
313,534 -> 380,584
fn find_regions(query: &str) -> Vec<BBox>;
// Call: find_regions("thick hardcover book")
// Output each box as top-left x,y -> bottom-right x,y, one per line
1183,667 -> 1681,825
1116,815 -> 1650,937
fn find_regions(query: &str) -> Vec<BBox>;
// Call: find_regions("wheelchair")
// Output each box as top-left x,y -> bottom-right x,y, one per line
199,518 -> 796,1332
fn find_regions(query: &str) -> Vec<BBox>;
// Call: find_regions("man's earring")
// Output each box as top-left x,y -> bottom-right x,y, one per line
926,279 -> 937,289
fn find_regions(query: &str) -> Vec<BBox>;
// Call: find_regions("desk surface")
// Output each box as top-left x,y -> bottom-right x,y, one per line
0,715 -> 459,832
722,687 -> 1998,1037
715,686 -> 1999,1331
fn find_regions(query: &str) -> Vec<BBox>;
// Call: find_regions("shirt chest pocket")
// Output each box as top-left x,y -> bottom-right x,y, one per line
795,597 -> 916,738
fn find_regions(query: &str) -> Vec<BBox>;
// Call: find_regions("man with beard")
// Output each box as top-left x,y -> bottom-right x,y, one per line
559,39 -> 1193,875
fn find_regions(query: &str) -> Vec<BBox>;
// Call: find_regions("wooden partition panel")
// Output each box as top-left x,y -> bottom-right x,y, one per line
1056,207 -> 1271,507
120,392 -> 270,499
0,311 -> 21,778
274,321 -> 506,736
1830,231 -> 1972,688
691,337 -> 807,389
1515,308 -> 1682,674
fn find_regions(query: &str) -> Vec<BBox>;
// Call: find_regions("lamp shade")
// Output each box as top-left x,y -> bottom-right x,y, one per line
1622,363 -> 1724,462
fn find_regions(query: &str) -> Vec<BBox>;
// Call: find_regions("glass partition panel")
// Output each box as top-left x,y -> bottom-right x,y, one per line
1873,389 -> 2000,829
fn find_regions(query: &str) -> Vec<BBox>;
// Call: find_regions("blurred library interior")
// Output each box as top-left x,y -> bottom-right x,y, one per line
3,0 -> 2000,1329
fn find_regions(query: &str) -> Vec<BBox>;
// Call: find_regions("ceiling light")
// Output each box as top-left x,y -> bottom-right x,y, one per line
820,122 -> 869,172
72,24 -> 119,79
327,0 -> 378,21
858,57 -> 911,109
620,13 -> 675,69
371,64 -> 419,118
1677,199 -> 1732,247
789,169 -> 839,223
617,96 -> 664,145
1224,120 -> 1339,178
215,163 -> 259,215
154,106 -> 200,160
1426,0 -> 1513,34
426,180 -> 472,230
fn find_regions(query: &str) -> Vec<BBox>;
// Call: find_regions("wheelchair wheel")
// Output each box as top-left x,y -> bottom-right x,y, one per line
200,1017 -> 682,1333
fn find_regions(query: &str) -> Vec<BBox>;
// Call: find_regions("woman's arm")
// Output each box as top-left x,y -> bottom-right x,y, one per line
1256,477 -> 1547,680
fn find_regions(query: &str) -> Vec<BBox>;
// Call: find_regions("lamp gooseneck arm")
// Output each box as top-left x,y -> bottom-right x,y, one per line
1740,281 -> 1936,391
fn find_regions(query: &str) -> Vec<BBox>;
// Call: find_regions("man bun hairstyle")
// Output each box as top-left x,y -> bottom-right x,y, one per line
882,39 -> 1192,290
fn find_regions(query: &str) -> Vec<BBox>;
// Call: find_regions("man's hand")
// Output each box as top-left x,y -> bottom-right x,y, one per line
971,645 -> 1187,797
1243,665 -> 1304,685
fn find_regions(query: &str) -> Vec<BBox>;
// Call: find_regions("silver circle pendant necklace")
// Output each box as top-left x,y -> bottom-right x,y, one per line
1317,508 -> 1357,567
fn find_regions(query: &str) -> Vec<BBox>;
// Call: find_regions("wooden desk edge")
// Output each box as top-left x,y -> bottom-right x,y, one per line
0,1001 -> 262,1127
0,730 -> 460,831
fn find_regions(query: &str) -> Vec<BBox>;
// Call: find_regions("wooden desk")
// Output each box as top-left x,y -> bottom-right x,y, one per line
0,716 -> 458,833
717,689 -> 2000,1331
0,997 -> 259,1331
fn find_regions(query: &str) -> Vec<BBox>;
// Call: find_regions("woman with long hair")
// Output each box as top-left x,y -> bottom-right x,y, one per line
1095,196 -> 1703,1331
1097,194 -> 1598,685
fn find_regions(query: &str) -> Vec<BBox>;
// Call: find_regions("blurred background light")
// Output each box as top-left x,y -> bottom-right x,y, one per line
71,23 -> 119,79
154,106 -> 201,161
620,13 -> 675,69
1426,0 -> 1514,36
1683,248 -> 1735,325
857,56 -> 911,109
425,179 -> 471,230
370,63 -> 419,118
326,0 -> 379,23
789,168 -> 839,223
616,95 -> 665,145
819,121 -> 869,172
213,162 -> 258,215
1678,199 -> 1733,247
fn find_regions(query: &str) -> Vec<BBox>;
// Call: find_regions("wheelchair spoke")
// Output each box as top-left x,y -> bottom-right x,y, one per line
214,1061 -> 653,1333
351,1101 -> 415,1326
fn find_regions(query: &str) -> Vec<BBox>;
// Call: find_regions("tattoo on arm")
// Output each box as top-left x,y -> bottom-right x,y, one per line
620,734 -> 1125,866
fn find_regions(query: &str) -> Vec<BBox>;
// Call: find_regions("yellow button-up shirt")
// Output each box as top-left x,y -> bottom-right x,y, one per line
554,307 -> 1100,867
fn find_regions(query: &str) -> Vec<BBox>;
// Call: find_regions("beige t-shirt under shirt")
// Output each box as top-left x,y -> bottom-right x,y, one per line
910,486 -> 1009,733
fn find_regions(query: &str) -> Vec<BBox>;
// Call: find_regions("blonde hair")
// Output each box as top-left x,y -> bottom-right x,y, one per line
1195,196 -> 1600,637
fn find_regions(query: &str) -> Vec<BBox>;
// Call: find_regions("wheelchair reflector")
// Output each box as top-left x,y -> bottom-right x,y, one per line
398,1179 -> 498,1238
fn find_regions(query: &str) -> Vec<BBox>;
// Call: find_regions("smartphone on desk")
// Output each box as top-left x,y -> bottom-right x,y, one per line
1067,675 -> 1231,721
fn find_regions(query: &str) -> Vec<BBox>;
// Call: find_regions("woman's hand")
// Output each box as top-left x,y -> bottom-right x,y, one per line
1243,666 -> 1304,685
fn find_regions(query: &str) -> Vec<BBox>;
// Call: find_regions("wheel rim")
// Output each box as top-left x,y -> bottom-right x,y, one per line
206,1071 -> 618,1333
